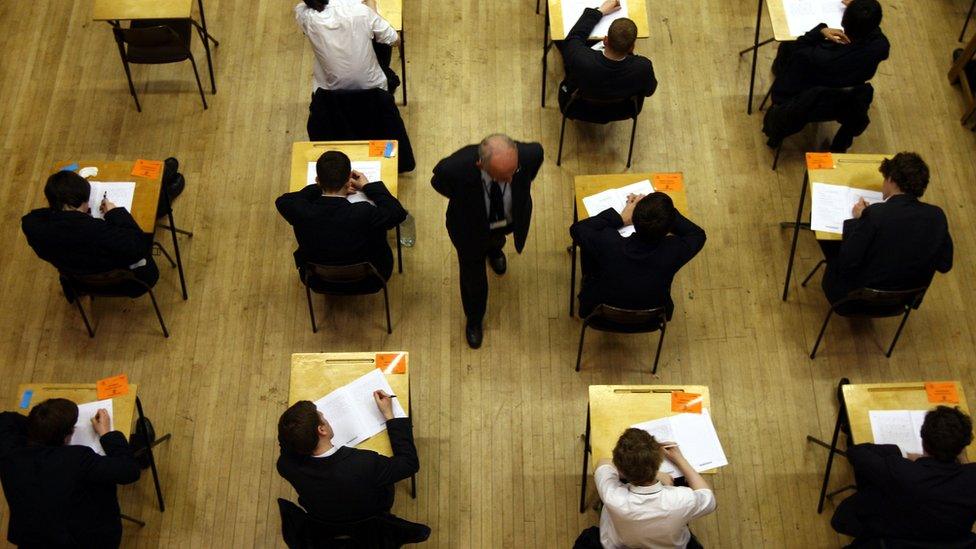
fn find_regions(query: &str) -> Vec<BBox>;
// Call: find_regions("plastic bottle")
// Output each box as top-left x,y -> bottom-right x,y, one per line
399,213 -> 416,247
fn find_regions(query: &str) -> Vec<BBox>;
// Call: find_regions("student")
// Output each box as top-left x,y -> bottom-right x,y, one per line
276,392 -> 429,544
21,170 -> 158,299
276,151 -> 407,290
570,192 -> 705,319
557,0 -> 657,120
294,0 -> 401,95
820,152 -> 953,304
832,406 -> 976,543
576,428 -> 716,549
0,398 -> 141,548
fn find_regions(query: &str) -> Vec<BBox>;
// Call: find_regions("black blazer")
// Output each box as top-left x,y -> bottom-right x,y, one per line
0,412 -> 141,548
276,182 -> 407,280
431,142 -> 544,254
276,418 -> 419,523
823,194 -> 953,303
21,207 -> 151,275
570,208 -> 706,318
836,443 -> 976,541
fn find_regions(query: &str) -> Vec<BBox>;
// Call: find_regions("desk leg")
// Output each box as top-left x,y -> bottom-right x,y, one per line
807,379 -> 850,514
399,31 -> 407,105
569,203 -> 578,317
136,397 -> 170,512
746,0 -> 764,114
781,172 -> 809,301
541,5 -> 551,108
196,0 -> 218,94
395,224 -> 403,274
166,207 -> 188,300
579,405 -> 590,513
409,387 -> 416,499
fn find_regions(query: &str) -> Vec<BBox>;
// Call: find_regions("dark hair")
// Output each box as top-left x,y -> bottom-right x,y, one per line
302,0 -> 329,11
921,406 -> 973,463
879,152 -> 929,198
44,171 -> 91,210
278,401 -> 322,456
27,398 -> 78,446
612,428 -> 663,485
315,151 -> 352,193
841,0 -> 882,41
633,193 -> 676,243
607,18 -> 638,53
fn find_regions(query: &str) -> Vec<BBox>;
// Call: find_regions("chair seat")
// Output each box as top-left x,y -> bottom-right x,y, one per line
126,19 -> 193,64
563,96 -> 640,124
587,317 -> 663,334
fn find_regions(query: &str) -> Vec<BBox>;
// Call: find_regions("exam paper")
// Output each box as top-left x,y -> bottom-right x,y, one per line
581,179 -> 654,237
561,0 -> 629,38
69,399 -> 115,456
305,161 -> 382,204
869,410 -> 929,457
88,182 -> 136,220
313,369 -> 406,448
810,182 -> 883,234
631,410 -> 729,478
783,0 -> 846,37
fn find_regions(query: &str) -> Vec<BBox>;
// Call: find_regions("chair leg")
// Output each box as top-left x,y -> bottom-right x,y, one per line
118,55 -> 142,112
187,55 -> 208,110
961,0 -> 976,42
536,0 -> 540,14
575,322 -> 588,372
305,285 -> 317,333
758,83 -> 773,112
810,309 -> 834,359
626,116 -> 637,169
145,289 -> 169,338
801,260 -> 826,287
74,297 -> 96,338
157,224 -> 194,238
651,323 -> 666,375
886,308 -> 913,358
166,208 -> 189,300
557,114 -> 568,166
810,395 -> 847,514
772,143 -> 783,171
399,31 -> 407,106
382,284 -> 392,335
153,242 -> 177,268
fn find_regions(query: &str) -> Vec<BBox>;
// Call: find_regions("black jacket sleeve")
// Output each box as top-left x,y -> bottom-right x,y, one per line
561,8 -> 603,73
934,218 -> 954,274
80,431 -> 141,485
275,185 -> 323,225
570,208 -> 623,246
0,412 -> 28,460
362,182 -> 408,230
847,442 -> 901,490
836,211 -> 877,278
371,417 -> 419,487
669,211 -> 707,265
99,208 -> 151,264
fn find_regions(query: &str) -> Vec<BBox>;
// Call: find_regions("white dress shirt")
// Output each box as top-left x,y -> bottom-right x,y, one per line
480,170 -> 513,229
312,445 -> 340,458
595,464 -> 716,549
294,1 -> 398,92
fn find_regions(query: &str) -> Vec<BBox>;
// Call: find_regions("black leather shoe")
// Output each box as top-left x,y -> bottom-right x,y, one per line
465,318 -> 483,349
487,250 -> 507,275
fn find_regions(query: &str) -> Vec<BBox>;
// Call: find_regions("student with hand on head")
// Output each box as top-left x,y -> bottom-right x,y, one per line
575,428 -> 716,549
832,406 -> 976,543
570,192 -> 705,319
0,398 -> 141,548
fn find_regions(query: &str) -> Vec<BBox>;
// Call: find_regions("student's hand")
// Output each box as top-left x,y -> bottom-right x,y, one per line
821,27 -> 850,44
363,0 -> 378,11
620,193 -> 644,226
91,409 -> 112,436
841,0 -> 852,5
959,451 -> 969,465
99,198 -> 117,215
349,170 -> 369,191
373,390 -> 395,420
598,0 -> 621,15
851,197 -> 869,219
661,442 -> 688,465
656,471 -> 675,486
906,452 -> 922,462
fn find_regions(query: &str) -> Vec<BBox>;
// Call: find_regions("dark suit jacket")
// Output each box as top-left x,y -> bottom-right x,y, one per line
823,194 -> 953,303
276,418 -> 419,523
431,142 -> 544,254
276,182 -> 407,280
0,412 -> 141,548
570,208 -> 706,318
834,443 -> 976,541
771,23 -> 890,104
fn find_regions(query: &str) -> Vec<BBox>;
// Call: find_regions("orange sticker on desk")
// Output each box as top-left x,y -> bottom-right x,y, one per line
653,173 -> 684,192
131,159 -> 163,179
368,141 -> 387,157
925,382 -> 960,404
805,152 -> 834,170
96,374 -> 130,400
671,392 -> 703,413
375,352 -> 407,374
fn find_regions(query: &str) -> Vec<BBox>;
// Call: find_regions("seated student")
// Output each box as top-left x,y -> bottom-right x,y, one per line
557,0 -> 657,120
832,406 -> 976,543
570,192 -> 706,319
21,170 -> 158,299
0,398 -> 141,548
575,428 -> 716,549
276,151 -> 407,290
820,152 -> 953,304
294,0 -> 401,95
276,391 -> 429,544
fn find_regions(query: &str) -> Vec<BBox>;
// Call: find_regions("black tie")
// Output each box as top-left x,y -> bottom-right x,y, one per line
489,181 -> 505,224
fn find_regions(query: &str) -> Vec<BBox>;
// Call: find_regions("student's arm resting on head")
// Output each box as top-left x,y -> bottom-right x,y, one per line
669,211 -> 707,265
275,186 -> 322,224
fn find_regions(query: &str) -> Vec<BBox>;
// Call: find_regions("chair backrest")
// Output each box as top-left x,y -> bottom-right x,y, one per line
853,533 -> 976,549
585,304 -> 667,333
114,24 -> 184,50
306,262 -> 380,285
276,498 -> 401,549
563,89 -> 642,122
834,286 -> 928,317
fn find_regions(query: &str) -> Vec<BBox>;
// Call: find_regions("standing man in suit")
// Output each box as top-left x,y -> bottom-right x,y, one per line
820,152 -> 953,304
0,398 -> 141,548
276,150 -> 407,291
276,392 -> 429,544
431,134 -> 545,348
832,406 -> 976,543
570,192 -> 705,319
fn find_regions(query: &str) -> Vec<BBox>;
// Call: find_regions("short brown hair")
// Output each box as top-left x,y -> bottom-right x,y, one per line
612,428 -> 663,484
607,18 -> 638,53
879,152 -> 929,198
278,401 -> 321,455
27,398 -> 78,446
921,406 -> 973,462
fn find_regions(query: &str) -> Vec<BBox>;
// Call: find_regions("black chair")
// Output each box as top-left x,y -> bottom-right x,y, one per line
846,536 -> 976,549
803,261 -> 927,359
60,269 -> 169,338
277,499 -> 430,549
575,304 -> 667,374
962,0 -> 976,42
154,160 -> 191,300
302,262 -> 392,334
557,90 -> 643,168
112,20 -> 211,112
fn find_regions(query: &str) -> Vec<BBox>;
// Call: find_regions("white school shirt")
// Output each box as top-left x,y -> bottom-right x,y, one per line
595,464 -> 716,549
294,1 -> 398,92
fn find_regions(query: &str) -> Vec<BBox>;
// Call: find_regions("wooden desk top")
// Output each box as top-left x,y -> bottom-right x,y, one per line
52,160 -> 162,234
766,0 -> 796,42
574,172 -> 690,220
15,383 -> 138,439
843,382 -> 976,462
290,141 -> 399,195
588,385 -> 711,467
807,153 -> 890,241
289,352 -> 410,456
377,0 -> 402,31
92,0 -> 193,21
547,0 -> 649,41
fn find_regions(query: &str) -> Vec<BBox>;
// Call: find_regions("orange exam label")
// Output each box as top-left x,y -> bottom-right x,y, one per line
96,374 -> 130,400
925,382 -> 960,404
671,391 -> 703,413
653,173 -> 684,192
805,152 -> 834,170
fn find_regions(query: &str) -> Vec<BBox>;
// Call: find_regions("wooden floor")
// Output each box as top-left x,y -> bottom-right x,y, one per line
2,0 -> 976,547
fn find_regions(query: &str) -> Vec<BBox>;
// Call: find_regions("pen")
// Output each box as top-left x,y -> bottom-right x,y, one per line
102,192 -> 107,201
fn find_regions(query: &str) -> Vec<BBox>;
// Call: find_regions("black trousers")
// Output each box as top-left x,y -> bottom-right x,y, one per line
372,42 -> 400,96
573,525 -> 704,548
455,229 -> 510,321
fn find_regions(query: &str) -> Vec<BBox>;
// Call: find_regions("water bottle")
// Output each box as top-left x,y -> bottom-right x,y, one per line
399,213 -> 416,247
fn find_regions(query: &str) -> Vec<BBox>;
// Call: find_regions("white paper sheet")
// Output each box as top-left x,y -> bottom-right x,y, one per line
869,410 -> 929,457
631,410 -> 729,478
810,182 -> 883,234
581,179 -> 653,237
69,399 -> 115,456
88,182 -> 135,220
305,161 -> 381,205
561,0 -> 629,38
313,369 -> 406,448
783,0 -> 846,37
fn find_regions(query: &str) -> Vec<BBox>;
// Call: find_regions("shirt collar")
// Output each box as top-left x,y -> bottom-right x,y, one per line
312,445 -> 340,458
628,481 -> 663,495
